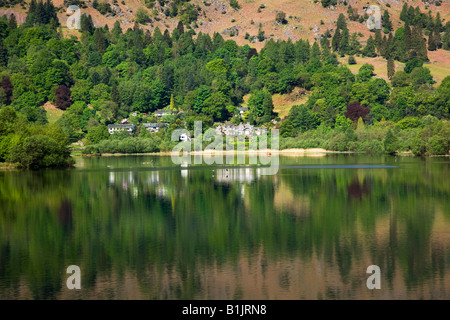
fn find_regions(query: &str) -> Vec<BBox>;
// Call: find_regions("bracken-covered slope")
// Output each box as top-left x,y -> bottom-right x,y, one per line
1,0 -> 449,51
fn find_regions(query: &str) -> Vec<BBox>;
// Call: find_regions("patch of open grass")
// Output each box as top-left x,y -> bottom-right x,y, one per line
46,107 -> 65,125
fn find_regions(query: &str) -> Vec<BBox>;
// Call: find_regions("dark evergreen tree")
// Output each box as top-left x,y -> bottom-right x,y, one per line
331,28 -> 341,52
35,0 -> 46,25
0,40 -> 7,67
400,3 -> 408,22
362,35 -> 377,57
8,14 -> 17,29
111,21 -> 122,43
404,21 -> 412,51
26,0 -> 37,25
428,30 -> 436,51
380,35 -> 388,57
382,10 -> 392,32
339,28 -> 349,56
336,13 -> 347,31
407,5 -> 415,25
387,57 -> 395,79
320,35 -> 330,58
374,29 -> 382,55
310,41 -> 321,60
81,14 -> 95,34
111,84 -> 120,104
443,23 -> 450,50
433,14 -> 442,49
94,28 -> 108,54
410,25 -> 428,61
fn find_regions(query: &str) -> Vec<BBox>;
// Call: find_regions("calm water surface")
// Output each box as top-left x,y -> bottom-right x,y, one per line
0,154 -> 449,299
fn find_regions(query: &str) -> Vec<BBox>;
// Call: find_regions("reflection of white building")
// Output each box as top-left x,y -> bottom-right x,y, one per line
215,168 -> 259,183
181,162 -> 188,178
146,171 -> 160,185
108,171 -> 135,189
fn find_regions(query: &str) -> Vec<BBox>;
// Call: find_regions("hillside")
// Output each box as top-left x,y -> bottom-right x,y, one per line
1,0 -> 449,47
2,0 -> 448,85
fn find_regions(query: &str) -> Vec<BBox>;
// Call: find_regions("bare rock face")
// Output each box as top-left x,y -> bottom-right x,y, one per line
221,26 -> 240,36
111,5 -> 125,17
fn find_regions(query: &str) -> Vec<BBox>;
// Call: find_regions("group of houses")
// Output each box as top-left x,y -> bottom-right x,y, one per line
107,108 -> 265,140
214,123 -> 267,137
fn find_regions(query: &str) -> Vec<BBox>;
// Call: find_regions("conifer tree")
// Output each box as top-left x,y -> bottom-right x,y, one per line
94,28 -> 108,54
374,29 -> 382,55
406,6 -> 415,25
111,85 -> 120,104
380,35 -> 388,57
428,30 -> 436,51
443,24 -> 450,50
8,14 -> 17,29
320,35 -> 331,58
35,0 -> 46,25
339,28 -> 349,56
382,10 -> 392,32
362,35 -> 377,57
26,0 -> 37,25
310,41 -> 321,60
404,21 -> 412,51
410,25 -> 428,61
111,21 -> 122,43
0,40 -> 7,67
336,13 -> 347,31
81,14 -> 95,34
169,94 -> 176,110
331,28 -> 341,52
387,57 -> 395,79
400,3 -> 408,22
433,13 -> 442,49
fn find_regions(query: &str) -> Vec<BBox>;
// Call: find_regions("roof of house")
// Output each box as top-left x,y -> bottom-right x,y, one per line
143,123 -> 169,127
108,124 -> 134,128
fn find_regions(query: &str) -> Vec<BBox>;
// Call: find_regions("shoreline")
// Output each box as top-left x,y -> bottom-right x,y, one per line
79,148 -> 421,157
81,148 -> 336,157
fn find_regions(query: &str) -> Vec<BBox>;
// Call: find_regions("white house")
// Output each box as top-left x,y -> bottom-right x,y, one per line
108,124 -> 134,134
214,123 -> 267,137
143,123 -> 169,133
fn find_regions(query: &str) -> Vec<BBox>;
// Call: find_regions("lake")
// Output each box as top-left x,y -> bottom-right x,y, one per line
0,154 -> 449,299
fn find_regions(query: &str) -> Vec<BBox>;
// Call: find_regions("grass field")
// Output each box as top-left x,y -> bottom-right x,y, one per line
44,102 -> 65,125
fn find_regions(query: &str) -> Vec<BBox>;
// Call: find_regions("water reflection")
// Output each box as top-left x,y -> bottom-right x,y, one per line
0,155 -> 448,299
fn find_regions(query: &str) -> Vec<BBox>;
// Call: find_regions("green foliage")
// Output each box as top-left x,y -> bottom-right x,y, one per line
396,117 -> 421,130
404,58 -> 423,73
230,0 -> 240,10
383,128 -> 398,154
0,8 -> 445,159
320,0 -> 336,8
136,7 -> 150,24
348,55 -> 356,65
83,136 -> 162,154
357,64 -> 375,82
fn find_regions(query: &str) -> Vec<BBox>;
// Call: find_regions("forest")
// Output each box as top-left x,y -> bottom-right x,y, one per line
0,1 -> 448,167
